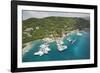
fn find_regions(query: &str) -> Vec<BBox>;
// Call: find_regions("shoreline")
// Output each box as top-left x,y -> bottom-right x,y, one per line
22,39 -> 43,55
22,28 -> 89,55
22,42 -> 32,55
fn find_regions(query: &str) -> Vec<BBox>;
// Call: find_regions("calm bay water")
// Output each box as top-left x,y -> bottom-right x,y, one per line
22,31 -> 90,62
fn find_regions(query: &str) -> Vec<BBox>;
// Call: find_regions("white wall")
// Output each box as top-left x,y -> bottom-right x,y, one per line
0,0 -> 99,73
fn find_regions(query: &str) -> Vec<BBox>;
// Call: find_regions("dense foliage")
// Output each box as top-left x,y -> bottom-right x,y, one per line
22,16 -> 90,44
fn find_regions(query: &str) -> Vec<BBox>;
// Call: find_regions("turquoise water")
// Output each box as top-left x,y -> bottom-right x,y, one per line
22,31 -> 90,62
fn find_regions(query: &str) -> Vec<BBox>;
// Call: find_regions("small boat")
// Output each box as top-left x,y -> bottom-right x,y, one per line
67,38 -> 72,42
77,32 -> 82,36
34,51 -> 44,56
57,44 -> 67,51
71,39 -> 76,44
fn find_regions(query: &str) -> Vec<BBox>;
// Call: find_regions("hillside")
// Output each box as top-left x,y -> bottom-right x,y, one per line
22,16 -> 90,46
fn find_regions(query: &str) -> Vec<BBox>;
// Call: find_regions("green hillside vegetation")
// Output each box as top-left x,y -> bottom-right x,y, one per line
22,16 -> 90,45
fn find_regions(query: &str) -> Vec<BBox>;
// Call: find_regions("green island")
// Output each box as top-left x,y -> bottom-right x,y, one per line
22,16 -> 90,49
